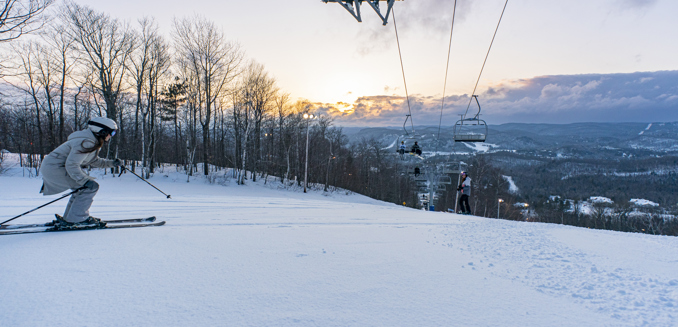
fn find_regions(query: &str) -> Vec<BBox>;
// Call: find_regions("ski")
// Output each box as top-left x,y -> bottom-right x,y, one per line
0,221 -> 165,236
0,216 -> 156,230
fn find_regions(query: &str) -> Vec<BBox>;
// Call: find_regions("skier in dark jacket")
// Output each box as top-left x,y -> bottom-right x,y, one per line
40,117 -> 122,227
457,171 -> 472,214
410,141 -> 422,156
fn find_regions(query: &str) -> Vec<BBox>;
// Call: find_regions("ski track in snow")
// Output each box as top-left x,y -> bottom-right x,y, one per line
431,220 -> 678,326
0,169 -> 677,326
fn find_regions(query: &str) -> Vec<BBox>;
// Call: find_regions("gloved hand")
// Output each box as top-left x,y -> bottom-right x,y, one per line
83,179 -> 98,189
457,186 -> 462,191
112,158 -> 123,167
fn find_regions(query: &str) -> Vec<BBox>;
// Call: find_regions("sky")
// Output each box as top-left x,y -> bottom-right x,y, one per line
67,1 -> 678,125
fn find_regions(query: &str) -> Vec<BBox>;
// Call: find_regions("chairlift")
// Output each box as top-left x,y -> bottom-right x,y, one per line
396,114 -> 423,159
438,175 -> 453,185
453,95 -> 488,143
321,0 -> 402,25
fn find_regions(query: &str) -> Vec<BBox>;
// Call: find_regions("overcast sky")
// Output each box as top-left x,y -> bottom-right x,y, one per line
74,0 -> 678,126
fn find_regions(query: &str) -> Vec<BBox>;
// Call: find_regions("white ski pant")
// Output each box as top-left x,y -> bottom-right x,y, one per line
63,181 -> 99,223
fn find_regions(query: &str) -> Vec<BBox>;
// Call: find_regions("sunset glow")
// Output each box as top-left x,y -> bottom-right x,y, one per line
68,0 -> 678,125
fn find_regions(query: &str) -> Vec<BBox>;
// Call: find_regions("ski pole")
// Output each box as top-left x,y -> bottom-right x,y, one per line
0,186 -> 86,226
120,166 -> 172,199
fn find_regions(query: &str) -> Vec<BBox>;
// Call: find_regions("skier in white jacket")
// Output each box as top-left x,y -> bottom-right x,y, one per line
40,117 -> 122,227
457,171 -> 472,214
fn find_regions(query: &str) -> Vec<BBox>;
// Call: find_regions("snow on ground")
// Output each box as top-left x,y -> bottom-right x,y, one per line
382,137 -> 399,150
502,175 -> 519,194
630,198 -> 660,207
590,196 -> 614,204
462,142 -> 496,153
639,123 -> 653,135
1,167 -> 678,326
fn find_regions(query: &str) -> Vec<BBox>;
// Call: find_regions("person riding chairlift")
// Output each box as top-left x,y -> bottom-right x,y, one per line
398,141 -> 407,154
397,141 -> 407,159
410,141 -> 422,156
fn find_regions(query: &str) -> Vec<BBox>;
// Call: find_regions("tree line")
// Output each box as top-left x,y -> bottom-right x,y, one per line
0,1 -> 419,208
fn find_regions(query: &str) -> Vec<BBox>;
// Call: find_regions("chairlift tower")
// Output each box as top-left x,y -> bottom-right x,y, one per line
321,0 -> 402,25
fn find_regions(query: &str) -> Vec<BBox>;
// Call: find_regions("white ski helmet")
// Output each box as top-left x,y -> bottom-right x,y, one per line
88,117 -> 118,136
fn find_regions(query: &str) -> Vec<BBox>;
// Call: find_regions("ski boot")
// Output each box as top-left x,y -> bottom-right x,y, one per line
76,216 -> 107,228
50,215 -> 106,230
48,214 -> 74,228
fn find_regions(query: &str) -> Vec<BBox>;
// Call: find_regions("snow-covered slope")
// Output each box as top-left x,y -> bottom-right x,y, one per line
0,169 -> 677,326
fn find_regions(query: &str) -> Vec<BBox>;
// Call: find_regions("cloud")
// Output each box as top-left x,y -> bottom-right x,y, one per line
614,0 -> 659,10
355,0 -> 467,55
326,71 -> 678,126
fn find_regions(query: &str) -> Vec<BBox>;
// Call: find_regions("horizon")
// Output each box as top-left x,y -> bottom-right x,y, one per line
336,120 -> 677,129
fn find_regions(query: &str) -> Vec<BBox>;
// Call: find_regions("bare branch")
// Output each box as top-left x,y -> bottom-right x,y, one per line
0,0 -> 54,42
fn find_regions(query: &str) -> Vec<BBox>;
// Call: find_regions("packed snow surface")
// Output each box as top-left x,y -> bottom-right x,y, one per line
1,168 -> 677,326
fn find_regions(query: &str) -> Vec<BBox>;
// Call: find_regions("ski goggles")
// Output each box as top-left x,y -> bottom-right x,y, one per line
88,121 -> 117,137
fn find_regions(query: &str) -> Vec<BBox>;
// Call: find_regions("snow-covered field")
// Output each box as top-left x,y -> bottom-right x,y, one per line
1,165 -> 677,326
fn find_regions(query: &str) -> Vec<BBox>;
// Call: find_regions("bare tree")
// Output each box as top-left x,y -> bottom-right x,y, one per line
10,41 -> 44,159
41,21 -> 78,143
274,91 -> 291,183
128,17 -> 155,169
239,61 -> 277,182
0,0 -> 54,42
128,17 -> 169,176
173,15 -> 243,175
63,1 -> 135,125
231,83 -> 252,185
143,30 -> 170,176
31,40 -> 57,149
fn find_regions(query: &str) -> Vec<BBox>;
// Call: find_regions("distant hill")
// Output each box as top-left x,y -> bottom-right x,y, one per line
341,122 -> 678,159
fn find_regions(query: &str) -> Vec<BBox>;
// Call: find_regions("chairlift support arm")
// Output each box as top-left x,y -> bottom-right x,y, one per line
472,95 -> 482,119
322,0 -> 401,25
403,114 -> 413,137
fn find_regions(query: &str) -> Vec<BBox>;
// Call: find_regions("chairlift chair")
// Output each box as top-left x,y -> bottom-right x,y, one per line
438,175 -> 453,185
453,95 -> 488,143
441,169 -> 461,174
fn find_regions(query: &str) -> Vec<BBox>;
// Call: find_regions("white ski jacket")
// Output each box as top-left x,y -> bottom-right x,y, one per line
39,130 -> 115,195
460,177 -> 472,196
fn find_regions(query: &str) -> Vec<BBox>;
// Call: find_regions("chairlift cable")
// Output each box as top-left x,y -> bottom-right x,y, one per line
463,0 -> 509,118
392,8 -> 415,135
435,0 -> 458,154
